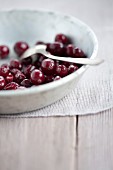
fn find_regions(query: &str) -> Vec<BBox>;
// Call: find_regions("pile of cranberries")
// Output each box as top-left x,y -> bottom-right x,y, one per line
0,33 -> 86,90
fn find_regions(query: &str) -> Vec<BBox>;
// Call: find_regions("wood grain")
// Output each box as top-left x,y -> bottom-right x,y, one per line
77,108 -> 113,170
0,117 -> 76,170
1,109 -> 113,170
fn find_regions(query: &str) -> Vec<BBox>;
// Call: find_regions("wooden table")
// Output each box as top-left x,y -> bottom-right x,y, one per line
0,109 -> 113,170
0,0 -> 113,169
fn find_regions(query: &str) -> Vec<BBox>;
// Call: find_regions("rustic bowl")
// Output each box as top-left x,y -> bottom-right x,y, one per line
0,10 -> 98,114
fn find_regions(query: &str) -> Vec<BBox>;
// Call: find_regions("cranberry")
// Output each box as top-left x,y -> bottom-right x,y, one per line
10,59 -> 22,69
73,47 -> 85,57
6,73 -> 14,83
61,61 -> 71,67
0,45 -> 10,59
41,59 -> 55,75
21,57 -> 32,66
68,64 -> 78,74
54,76 -> 61,81
10,68 -> 21,75
66,44 -> 74,57
46,42 -> 64,56
4,82 -> 19,90
35,41 -> 45,45
61,46 -> 67,56
0,76 -> 6,90
14,71 -> 26,84
0,64 -> 10,77
21,79 -> 32,87
55,65 -> 68,77
45,75 -> 54,83
30,69 -> 45,85
23,65 -> 35,78
55,34 -> 69,44
14,41 -> 29,56
55,60 -> 60,67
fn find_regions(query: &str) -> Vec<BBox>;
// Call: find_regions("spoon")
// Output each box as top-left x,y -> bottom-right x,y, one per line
21,45 -> 103,65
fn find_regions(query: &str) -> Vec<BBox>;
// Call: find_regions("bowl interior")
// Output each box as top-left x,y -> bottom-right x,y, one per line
0,10 -> 98,96
0,10 -> 97,60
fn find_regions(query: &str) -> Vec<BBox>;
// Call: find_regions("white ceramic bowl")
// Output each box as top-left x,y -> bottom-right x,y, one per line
0,10 -> 98,114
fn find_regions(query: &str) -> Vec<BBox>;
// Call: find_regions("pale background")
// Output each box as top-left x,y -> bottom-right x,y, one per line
0,0 -> 113,170
0,0 -> 112,29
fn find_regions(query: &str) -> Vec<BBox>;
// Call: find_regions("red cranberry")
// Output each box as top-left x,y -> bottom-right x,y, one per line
55,65 -> 68,77
0,45 -> 10,59
46,42 -> 64,56
21,79 -> 32,87
73,47 -> 85,57
21,57 -> 32,66
54,76 -> 61,81
23,65 -> 35,78
0,64 -> 10,77
55,60 -> 60,67
61,61 -> 71,67
10,59 -> 22,69
66,44 -> 74,57
35,41 -> 45,45
68,64 -> 78,74
14,41 -> 29,56
44,75 -> 54,83
4,82 -> 19,90
10,68 -> 21,75
30,69 -> 45,85
41,59 -> 55,75
6,73 -> 14,83
61,46 -> 67,57
55,34 -> 69,44
14,71 -> 26,84
0,76 -> 6,90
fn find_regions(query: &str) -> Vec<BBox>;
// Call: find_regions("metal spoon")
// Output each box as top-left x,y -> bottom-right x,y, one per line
20,45 -> 103,65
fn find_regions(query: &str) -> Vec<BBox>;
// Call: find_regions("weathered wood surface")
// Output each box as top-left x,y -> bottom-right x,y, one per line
0,117 -> 76,170
0,109 -> 113,170
77,109 -> 113,170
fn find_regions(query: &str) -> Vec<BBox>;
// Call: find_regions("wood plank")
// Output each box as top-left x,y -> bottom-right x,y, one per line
77,108 -> 113,170
0,117 -> 76,170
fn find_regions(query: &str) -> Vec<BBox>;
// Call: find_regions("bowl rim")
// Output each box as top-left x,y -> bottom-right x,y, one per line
0,9 -> 98,96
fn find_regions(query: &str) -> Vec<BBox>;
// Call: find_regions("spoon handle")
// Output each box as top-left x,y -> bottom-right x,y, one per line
20,45 -> 104,65
43,52 -> 104,65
